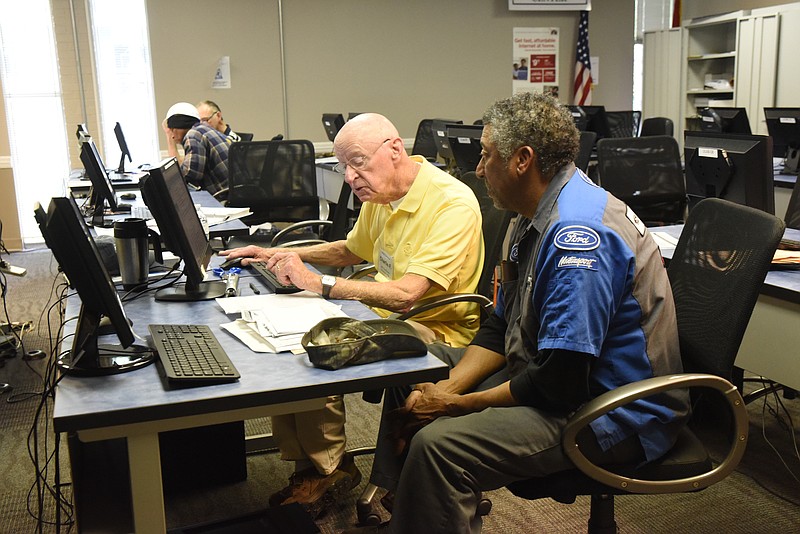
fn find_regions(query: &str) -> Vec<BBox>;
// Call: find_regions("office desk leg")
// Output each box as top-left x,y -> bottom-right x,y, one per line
127,432 -> 166,533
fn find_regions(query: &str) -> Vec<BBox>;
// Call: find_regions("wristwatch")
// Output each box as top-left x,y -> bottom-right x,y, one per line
321,275 -> 336,299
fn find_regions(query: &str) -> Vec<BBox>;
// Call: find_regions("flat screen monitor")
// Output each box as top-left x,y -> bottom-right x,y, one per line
140,158 -> 226,301
321,113 -> 345,142
347,112 -> 364,121
764,107 -> 800,175
580,105 -> 611,140
80,137 -> 119,227
76,123 -> 91,144
114,122 -> 133,173
41,196 -> 153,375
684,131 -> 774,215
697,107 -> 752,135
567,106 -> 589,131
430,118 -> 463,161
446,124 -> 483,174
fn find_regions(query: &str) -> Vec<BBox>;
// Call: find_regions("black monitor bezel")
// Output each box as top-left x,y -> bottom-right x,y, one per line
446,124 -> 483,173
683,131 -> 774,215
321,114 -> 345,142
80,137 -> 119,227
44,196 -> 153,375
764,107 -> 800,174
579,105 -> 611,140
697,107 -> 752,135
140,158 -> 226,302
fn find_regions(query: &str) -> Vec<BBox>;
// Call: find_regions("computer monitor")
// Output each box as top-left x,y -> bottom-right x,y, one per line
80,137 -> 120,227
76,123 -> 91,144
684,131 -> 774,215
140,158 -> 226,302
567,106 -> 589,131
430,119 -> 463,162
764,107 -> 800,175
114,122 -> 133,173
697,107 -> 752,135
580,105 -> 612,140
347,112 -> 364,121
446,124 -> 483,174
41,196 -> 153,376
321,113 -> 345,142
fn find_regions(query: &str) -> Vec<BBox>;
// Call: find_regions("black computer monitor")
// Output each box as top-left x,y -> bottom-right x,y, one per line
430,119 -> 463,162
140,158 -> 226,302
764,107 -> 800,175
114,122 -> 133,173
347,112 -> 364,121
567,106 -> 589,131
80,137 -> 120,227
580,105 -> 612,140
446,124 -> 483,174
321,113 -> 345,142
76,123 -> 91,144
684,131 -> 774,214
41,196 -> 153,376
697,107 -> 752,135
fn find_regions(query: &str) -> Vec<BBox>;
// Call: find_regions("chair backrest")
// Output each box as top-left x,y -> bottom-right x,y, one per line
596,135 -> 686,225
226,139 -> 319,225
575,131 -> 596,173
460,172 -> 514,299
237,132 -> 254,142
783,184 -> 800,229
640,117 -> 674,137
667,198 -> 784,381
606,111 -> 642,138
411,119 -> 438,160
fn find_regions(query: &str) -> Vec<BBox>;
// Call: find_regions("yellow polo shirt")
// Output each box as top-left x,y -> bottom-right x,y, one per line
345,156 -> 484,347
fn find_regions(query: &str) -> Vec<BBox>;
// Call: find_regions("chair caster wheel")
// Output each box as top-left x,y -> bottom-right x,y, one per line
477,498 -> 492,516
359,513 -> 382,526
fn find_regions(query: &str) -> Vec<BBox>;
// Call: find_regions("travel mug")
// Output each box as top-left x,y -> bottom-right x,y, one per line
114,218 -> 150,290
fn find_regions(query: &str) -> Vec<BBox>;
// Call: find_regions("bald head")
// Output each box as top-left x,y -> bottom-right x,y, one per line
333,113 -> 399,154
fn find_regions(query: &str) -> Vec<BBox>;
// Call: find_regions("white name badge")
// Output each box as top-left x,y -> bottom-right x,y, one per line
378,249 -> 394,279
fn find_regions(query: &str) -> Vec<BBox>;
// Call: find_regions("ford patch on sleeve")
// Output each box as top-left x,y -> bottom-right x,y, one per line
554,225 -> 600,251
557,255 -> 599,271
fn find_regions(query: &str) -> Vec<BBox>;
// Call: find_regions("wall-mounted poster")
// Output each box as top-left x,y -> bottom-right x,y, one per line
513,27 -> 559,97
509,0 -> 591,10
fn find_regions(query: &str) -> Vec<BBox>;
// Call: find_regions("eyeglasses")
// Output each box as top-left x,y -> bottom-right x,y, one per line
201,110 -> 219,122
333,139 -> 391,174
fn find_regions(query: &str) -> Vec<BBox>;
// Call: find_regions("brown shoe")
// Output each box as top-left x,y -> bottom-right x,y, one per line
268,466 -> 317,508
280,453 -> 363,518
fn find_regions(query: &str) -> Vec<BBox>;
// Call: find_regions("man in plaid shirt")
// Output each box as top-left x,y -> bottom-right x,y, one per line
163,102 -> 230,194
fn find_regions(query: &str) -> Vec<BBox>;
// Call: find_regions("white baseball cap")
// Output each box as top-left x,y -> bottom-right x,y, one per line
165,102 -> 200,121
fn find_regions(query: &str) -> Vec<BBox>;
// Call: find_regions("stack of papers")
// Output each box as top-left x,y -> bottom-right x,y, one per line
216,293 -> 347,353
650,231 -> 679,253
200,206 -> 252,227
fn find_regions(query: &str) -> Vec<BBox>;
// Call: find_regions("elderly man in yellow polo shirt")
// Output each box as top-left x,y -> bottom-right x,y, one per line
221,112 -> 483,518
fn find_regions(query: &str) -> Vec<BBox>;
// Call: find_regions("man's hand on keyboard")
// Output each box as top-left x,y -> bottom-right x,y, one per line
220,245 -> 277,266
266,251 -> 320,292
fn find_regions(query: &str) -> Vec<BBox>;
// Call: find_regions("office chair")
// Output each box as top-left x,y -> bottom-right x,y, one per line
220,139 -> 326,247
505,198 -> 784,534
640,117 -> 674,137
410,119 -> 439,161
575,131 -> 597,173
596,135 -> 687,226
237,132 -> 254,142
355,172 -> 514,526
605,111 -> 642,138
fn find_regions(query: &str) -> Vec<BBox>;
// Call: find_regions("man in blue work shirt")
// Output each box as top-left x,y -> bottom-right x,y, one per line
348,92 -> 690,533
162,101 -> 230,194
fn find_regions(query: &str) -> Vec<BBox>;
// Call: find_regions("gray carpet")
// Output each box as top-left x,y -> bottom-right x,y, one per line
1,248 -> 799,533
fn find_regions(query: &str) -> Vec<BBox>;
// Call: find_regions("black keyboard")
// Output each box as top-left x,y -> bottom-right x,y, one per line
148,324 -> 240,387
250,261 -> 302,294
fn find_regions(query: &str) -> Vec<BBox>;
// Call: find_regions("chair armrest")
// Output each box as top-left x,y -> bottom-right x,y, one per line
563,373 -> 748,494
212,188 -> 229,204
396,294 -> 494,322
347,264 -> 377,280
270,220 -> 332,247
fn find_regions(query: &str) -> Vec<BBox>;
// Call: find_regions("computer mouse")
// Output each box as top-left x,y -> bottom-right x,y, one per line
116,203 -> 132,213
121,192 -> 137,200
219,257 -> 244,269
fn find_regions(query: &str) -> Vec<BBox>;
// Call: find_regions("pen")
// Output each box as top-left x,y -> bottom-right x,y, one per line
249,282 -> 260,294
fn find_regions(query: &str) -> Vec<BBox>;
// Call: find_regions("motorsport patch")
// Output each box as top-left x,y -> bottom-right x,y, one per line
556,254 -> 599,271
554,225 -> 600,251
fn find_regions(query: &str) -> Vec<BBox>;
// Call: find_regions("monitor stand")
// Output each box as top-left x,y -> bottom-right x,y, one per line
783,146 -> 800,175
154,280 -> 227,302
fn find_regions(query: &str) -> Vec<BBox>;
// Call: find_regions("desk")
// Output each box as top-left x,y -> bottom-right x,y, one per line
653,225 -> 800,392
316,160 -> 356,210
774,170 -> 795,219
53,268 -> 448,533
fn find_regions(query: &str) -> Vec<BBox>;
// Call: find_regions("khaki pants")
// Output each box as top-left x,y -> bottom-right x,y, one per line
271,395 -> 346,475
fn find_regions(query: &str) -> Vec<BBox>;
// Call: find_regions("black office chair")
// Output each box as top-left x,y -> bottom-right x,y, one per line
640,117 -> 674,137
575,131 -> 597,174
605,111 -> 642,138
237,132 -> 254,142
596,135 -> 687,226
506,198 -> 784,534
410,119 -> 438,161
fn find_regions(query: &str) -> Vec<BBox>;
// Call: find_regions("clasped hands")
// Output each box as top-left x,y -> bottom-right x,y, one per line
386,382 -> 465,456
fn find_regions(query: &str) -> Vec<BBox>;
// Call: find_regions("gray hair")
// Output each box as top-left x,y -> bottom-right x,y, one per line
482,92 -> 579,179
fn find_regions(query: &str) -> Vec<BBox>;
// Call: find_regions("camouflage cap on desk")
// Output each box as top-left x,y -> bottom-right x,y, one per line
302,317 -> 427,370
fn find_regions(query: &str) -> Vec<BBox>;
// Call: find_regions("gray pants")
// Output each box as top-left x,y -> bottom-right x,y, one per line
370,344 -> 642,534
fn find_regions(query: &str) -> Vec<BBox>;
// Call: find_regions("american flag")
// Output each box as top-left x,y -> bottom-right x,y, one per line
573,10 -> 593,105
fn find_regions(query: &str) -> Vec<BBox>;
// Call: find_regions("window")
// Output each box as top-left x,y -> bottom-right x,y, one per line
0,0 -> 70,244
88,0 -> 159,170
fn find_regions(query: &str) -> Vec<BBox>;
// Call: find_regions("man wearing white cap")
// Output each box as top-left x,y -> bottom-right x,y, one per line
162,102 -> 230,194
